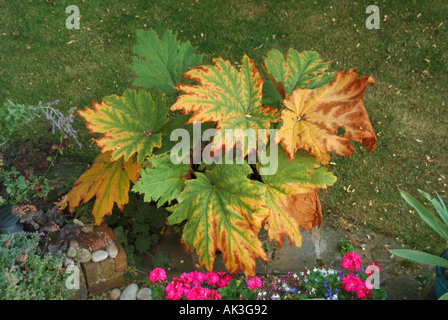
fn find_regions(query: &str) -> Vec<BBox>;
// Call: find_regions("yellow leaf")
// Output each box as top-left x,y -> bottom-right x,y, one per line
64,152 -> 141,225
262,190 -> 322,248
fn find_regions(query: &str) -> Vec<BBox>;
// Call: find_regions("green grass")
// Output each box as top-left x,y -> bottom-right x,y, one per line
1,0 -> 447,254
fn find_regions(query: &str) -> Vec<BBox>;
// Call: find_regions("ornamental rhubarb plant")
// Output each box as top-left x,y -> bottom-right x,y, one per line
62,28 -> 377,277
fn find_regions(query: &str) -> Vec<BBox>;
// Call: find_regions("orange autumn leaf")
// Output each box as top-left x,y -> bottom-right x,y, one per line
64,152 -> 141,225
258,148 -> 335,248
276,69 -> 377,164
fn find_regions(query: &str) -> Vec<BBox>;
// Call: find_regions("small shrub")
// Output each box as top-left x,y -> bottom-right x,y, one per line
0,232 -> 70,300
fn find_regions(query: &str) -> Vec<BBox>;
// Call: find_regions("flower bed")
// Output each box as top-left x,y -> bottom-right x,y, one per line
147,252 -> 387,301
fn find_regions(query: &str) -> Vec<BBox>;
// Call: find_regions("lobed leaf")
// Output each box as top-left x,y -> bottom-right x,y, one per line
132,153 -> 191,208
130,29 -> 204,95
258,148 -> 337,247
171,55 -> 279,157
275,69 -> 377,164
166,163 -> 268,277
77,89 -> 169,165
64,152 -> 141,225
263,48 -> 336,98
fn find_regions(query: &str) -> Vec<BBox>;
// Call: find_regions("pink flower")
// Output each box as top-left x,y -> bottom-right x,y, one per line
205,272 -> 220,286
149,267 -> 167,282
190,271 -> 206,286
202,288 -> 222,300
216,274 -> 232,288
165,282 -> 183,300
184,286 -> 206,300
342,252 -> 362,271
341,274 -> 363,292
184,287 -> 222,300
356,284 -> 371,299
247,276 -> 263,289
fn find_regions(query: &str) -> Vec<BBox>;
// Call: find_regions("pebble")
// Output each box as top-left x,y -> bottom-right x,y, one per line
74,248 -> 92,263
64,257 -> 75,267
92,250 -> 109,262
110,288 -> 121,300
73,219 -> 85,227
69,240 -> 79,250
119,283 -> 139,300
66,246 -> 77,258
106,241 -> 118,259
137,288 -> 152,300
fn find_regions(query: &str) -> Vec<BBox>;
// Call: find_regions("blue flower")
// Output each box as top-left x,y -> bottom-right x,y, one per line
41,101 -> 82,149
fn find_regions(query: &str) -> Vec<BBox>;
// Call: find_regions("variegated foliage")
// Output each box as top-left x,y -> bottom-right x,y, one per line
63,29 -> 377,277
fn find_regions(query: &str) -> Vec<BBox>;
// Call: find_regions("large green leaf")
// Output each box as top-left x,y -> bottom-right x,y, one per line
130,29 -> 204,95
171,54 -> 279,157
418,189 -> 448,229
400,190 -> 448,241
258,148 -> 337,247
259,148 -> 337,193
132,153 -> 191,207
263,48 -> 335,98
77,89 -> 169,165
390,249 -> 448,268
167,163 -> 268,277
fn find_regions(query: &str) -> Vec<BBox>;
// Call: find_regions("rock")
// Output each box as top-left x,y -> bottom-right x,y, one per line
137,288 -> 152,300
74,248 -> 92,264
66,246 -> 77,258
64,257 -> 75,267
73,219 -> 85,227
78,231 -> 112,251
69,240 -> 79,250
119,283 -> 139,300
110,288 -> 121,300
106,241 -> 118,259
92,250 -> 109,262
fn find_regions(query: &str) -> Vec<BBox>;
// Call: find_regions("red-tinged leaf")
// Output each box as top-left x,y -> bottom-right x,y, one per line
276,69 -> 377,164
166,163 -> 268,277
171,55 -> 279,157
77,89 -> 169,165
258,148 -> 336,247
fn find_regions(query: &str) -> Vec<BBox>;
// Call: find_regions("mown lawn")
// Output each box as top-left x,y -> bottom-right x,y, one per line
1,0 -> 447,254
